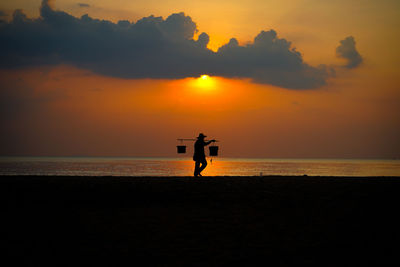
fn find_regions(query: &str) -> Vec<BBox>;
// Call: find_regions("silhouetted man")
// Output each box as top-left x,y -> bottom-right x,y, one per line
193,133 -> 215,177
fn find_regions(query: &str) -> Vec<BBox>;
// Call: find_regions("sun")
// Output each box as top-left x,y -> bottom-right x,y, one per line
196,74 -> 214,89
183,74 -> 218,94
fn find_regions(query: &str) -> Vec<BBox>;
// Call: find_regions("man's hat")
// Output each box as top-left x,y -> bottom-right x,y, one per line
197,133 -> 207,138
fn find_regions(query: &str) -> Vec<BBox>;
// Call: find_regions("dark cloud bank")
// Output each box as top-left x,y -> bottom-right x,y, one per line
0,0 -> 362,89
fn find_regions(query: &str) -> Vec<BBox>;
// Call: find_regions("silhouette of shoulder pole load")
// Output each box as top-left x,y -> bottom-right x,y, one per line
176,133 -> 219,177
176,139 -> 219,156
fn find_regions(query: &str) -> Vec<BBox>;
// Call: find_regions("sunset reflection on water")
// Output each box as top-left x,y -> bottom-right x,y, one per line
1,157 -> 399,177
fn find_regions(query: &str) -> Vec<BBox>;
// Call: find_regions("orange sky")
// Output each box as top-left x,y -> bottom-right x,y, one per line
0,0 -> 399,158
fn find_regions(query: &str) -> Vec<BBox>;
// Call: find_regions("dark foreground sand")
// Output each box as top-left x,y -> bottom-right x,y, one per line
2,175 -> 400,266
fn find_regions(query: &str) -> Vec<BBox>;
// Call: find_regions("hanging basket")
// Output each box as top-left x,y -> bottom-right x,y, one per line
209,145 -> 219,156
177,145 -> 186,154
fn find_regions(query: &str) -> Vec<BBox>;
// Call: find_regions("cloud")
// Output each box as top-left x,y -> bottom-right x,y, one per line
0,0 -> 359,89
42,0 -> 55,10
215,30 -> 333,89
336,36 -> 363,68
0,10 -> 7,23
77,3 -> 90,8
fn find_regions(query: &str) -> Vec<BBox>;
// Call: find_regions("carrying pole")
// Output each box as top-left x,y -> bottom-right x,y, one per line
177,139 -> 219,142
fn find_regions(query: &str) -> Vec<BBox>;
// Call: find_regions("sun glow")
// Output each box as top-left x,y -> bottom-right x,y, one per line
195,74 -> 215,90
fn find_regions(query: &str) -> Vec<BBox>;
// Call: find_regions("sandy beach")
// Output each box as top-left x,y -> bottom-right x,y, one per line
2,175 -> 400,266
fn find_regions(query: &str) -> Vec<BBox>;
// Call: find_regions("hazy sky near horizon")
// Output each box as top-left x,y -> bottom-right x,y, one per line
0,0 -> 399,158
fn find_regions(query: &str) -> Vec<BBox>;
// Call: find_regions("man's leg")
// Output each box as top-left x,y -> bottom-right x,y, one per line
198,158 -> 208,175
194,161 -> 200,176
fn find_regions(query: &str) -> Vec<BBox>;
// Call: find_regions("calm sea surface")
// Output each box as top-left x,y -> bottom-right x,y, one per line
0,157 -> 399,177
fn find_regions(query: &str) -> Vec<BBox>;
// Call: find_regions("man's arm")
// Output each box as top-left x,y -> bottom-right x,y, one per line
205,140 -> 216,146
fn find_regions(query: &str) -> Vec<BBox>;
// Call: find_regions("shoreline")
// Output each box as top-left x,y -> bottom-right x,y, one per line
2,174 -> 400,178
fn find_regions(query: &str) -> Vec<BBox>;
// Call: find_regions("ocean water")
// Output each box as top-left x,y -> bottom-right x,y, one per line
0,157 -> 399,177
